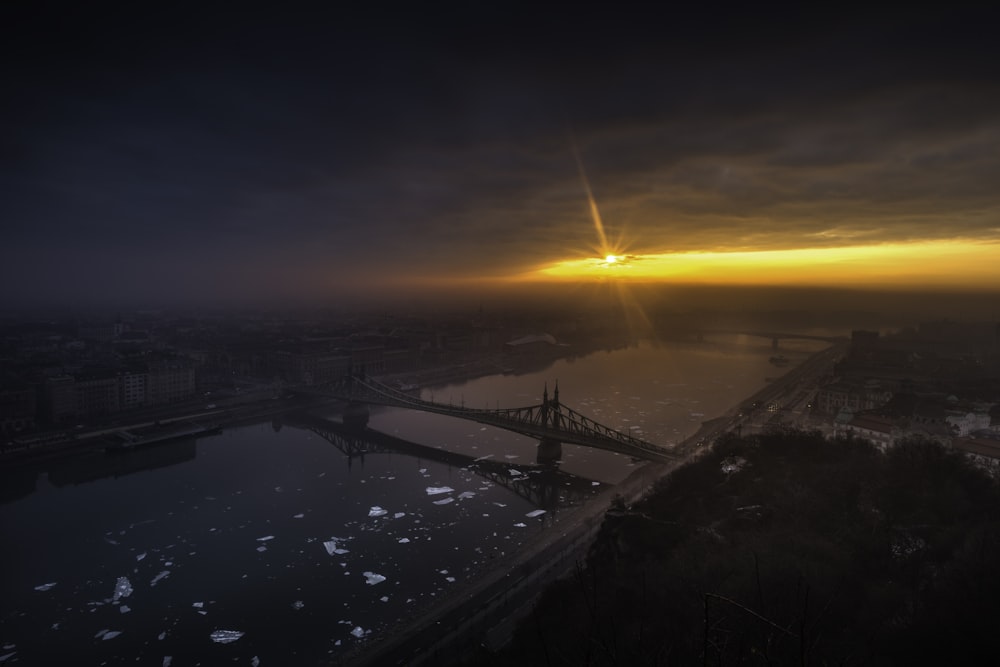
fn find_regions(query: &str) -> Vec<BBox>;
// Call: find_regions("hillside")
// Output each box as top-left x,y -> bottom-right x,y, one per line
462,430 -> 1000,665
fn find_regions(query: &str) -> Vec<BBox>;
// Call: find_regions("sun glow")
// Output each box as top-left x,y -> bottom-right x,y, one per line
531,240 -> 1000,288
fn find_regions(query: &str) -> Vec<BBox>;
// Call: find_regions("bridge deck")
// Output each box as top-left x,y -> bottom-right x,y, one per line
302,377 -> 677,463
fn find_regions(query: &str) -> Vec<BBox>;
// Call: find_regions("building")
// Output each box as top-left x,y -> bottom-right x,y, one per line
75,372 -> 120,417
119,370 -> 148,409
147,360 -> 196,406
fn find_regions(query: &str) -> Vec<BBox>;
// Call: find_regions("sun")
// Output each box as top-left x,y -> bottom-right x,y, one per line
603,254 -> 619,265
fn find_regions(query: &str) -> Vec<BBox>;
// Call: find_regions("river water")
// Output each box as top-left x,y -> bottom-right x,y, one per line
0,336 -> 826,665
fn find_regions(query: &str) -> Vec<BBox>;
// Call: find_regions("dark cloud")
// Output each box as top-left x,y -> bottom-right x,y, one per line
2,4 -> 1000,305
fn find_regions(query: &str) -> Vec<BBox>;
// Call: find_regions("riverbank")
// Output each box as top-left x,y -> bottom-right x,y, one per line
342,340 -> 846,666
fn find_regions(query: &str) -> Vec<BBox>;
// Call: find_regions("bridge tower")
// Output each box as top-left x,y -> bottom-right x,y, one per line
537,382 -> 563,465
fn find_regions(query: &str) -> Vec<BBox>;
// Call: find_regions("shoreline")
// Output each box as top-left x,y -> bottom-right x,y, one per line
340,340 -> 846,665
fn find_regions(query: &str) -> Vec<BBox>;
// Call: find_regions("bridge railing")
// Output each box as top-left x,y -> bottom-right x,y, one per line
336,376 -> 674,459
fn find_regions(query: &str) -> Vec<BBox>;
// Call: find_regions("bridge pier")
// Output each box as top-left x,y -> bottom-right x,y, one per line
343,401 -> 370,430
536,437 -> 562,465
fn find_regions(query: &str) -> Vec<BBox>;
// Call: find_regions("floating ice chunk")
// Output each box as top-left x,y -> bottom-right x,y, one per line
162,657 -> 172,667
291,600 -> 304,610
504,454 -> 519,459
120,605 -> 131,614
591,481 -> 601,486
525,509 -> 546,518
513,522 -> 527,528
251,657 -> 260,667
425,487 -> 454,496
368,506 -> 387,517
150,571 -> 170,587
493,502 -> 507,508
158,632 -> 166,641
0,653 -> 15,663
445,577 -> 455,583
256,546 -> 267,552
418,468 -> 427,474
136,552 -> 147,561
432,498 -> 454,505
209,630 -> 244,644
192,602 -> 204,608
380,595 -> 389,602
398,538 -> 410,544
509,469 -> 523,476
323,540 -> 350,556
350,626 -> 365,638
362,572 -> 386,585
457,491 -> 475,499
293,513 -> 304,519
34,582 -> 57,592
102,631 -> 122,640
95,629 -> 109,639
256,535 -> 275,542
393,512 -> 405,519
113,577 -> 133,601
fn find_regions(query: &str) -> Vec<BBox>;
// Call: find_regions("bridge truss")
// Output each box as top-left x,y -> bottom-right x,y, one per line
308,375 -> 677,463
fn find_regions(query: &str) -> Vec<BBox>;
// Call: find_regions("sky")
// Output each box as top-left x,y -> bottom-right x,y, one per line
4,4 -> 1000,308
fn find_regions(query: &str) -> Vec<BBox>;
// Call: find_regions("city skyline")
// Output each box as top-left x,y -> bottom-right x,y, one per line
4,5 -> 1000,306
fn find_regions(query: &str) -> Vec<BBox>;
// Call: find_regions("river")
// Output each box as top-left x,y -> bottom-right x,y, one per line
0,335 -> 828,665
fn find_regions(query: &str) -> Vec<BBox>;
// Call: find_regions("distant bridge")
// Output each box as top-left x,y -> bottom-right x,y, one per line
296,376 -> 677,464
699,329 -> 846,349
284,413 -> 601,510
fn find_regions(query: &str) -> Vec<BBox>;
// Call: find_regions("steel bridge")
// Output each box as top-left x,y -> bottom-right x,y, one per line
301,375 -> 677,463
284,413 -> 600,510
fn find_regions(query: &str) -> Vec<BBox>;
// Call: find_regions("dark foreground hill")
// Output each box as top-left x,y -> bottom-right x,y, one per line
459,430 -> 1000,666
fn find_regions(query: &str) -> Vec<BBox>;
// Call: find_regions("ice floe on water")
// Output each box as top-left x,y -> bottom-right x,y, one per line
150,571 -> 170,587
192,602 -> 204,608
368,506 -> 388,517
514,522 -> 527,528
251,657 -> 260,667
291,600 -> 304,610
33,582 -> 56,592
293,513 -> 304,519
432,497 -> 454,505
525,509 -> 546,518
363,571 -> 386,585
324,538 -> 350,556
209,630 -> 244,644
94,629 -> 122,640
425,486 -> 454,495
136,552 -> 147,561
350,626 -> 366,638
119,605 -> 131,614
256,535 -> 275,542
457,491 -> 475,499
393,512 -> 405,519
0,652 -> 16,663
162,657 -> 172,667
398,538 -> 410,544
113,576 -> 133,601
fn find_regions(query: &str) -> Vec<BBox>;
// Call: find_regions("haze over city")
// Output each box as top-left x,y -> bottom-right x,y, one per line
3,5 -> 1000,309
